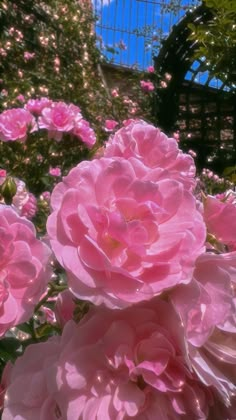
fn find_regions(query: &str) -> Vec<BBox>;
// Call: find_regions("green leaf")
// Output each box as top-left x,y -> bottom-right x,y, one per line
0,338 -> 23,362
223,166 -> 236,176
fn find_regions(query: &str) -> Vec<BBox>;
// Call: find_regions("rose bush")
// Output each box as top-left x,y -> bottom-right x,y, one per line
0,111 -> 235,419
0,99 -> 96,196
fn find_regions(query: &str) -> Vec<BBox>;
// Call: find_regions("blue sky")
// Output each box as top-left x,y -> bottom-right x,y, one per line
93,0 -> 227,90
93,0 -> 200,70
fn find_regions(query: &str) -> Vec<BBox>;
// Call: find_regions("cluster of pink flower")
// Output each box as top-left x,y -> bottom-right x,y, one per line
1,120 -> 236,419
140,80 -> 155,92
196,167 -> 234,198
0,99 -> 96,148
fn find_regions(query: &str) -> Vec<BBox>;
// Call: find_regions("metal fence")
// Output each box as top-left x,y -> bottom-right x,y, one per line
93,0 -> 200,70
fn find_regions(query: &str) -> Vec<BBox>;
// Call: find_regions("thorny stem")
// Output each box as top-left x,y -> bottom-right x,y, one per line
34,282 -> 68,314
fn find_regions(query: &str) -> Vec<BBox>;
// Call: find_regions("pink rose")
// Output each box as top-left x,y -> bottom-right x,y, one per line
16,94 -> 25,103
49,167 -> 61,177
38,101 -> 80,141
41,191 -> 51,202
104,120 -> 196,190
23,51 -> 35,61
140,80 -> 155,92
0,108 -> 36,142
73,118 -> 96,148
25,97 -> 52,115
47,157 -> 205,308
147,65 -> 155,73
104,119 -> 118,132
0,169 -> 7,177
111,88 -> 119,97
203,195 -> 236,246
0,206 -> 52,336
2,300 -> 215,419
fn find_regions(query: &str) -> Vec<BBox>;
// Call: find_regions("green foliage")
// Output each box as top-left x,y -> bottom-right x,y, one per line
223,165 -> 236,182
188,0 -> 236,87
0,131 -> 92,195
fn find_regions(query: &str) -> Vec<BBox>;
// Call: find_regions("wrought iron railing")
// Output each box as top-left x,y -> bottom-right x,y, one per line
93,0 -> 200,70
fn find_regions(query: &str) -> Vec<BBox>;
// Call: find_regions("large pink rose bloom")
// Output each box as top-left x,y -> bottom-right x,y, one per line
103,120 -> 196,190
0,108 -> 36,142
0,205 -> 52,336
38,101 -> 81,141
47,157 -> 205,308
2,300 -> 214,419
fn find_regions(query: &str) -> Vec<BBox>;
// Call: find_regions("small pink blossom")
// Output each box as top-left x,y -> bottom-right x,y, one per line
37,154 -> 43,162
54,56 -> 60,73
0,48 -> 7,57
165,72 -> 172,81
160,80 -> 168,88
0,169 -> 7,177
173,131 -> 180,142
1,90 -> 8,97
38,102 -> 78,141
111,88 -> 119,97
18,70 -> 23,79
0,206 -> 52,337
41,191 -> 51,202
38,306 -> 56,324
140,80 -> 155,92
147,65 -> 154,73
188,149 -> 197,158
104,119 -> 118,132
0,108 -> 36,142
49,167 -> 61,177
23,51 -> 35,61
16,94 -> 25,103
